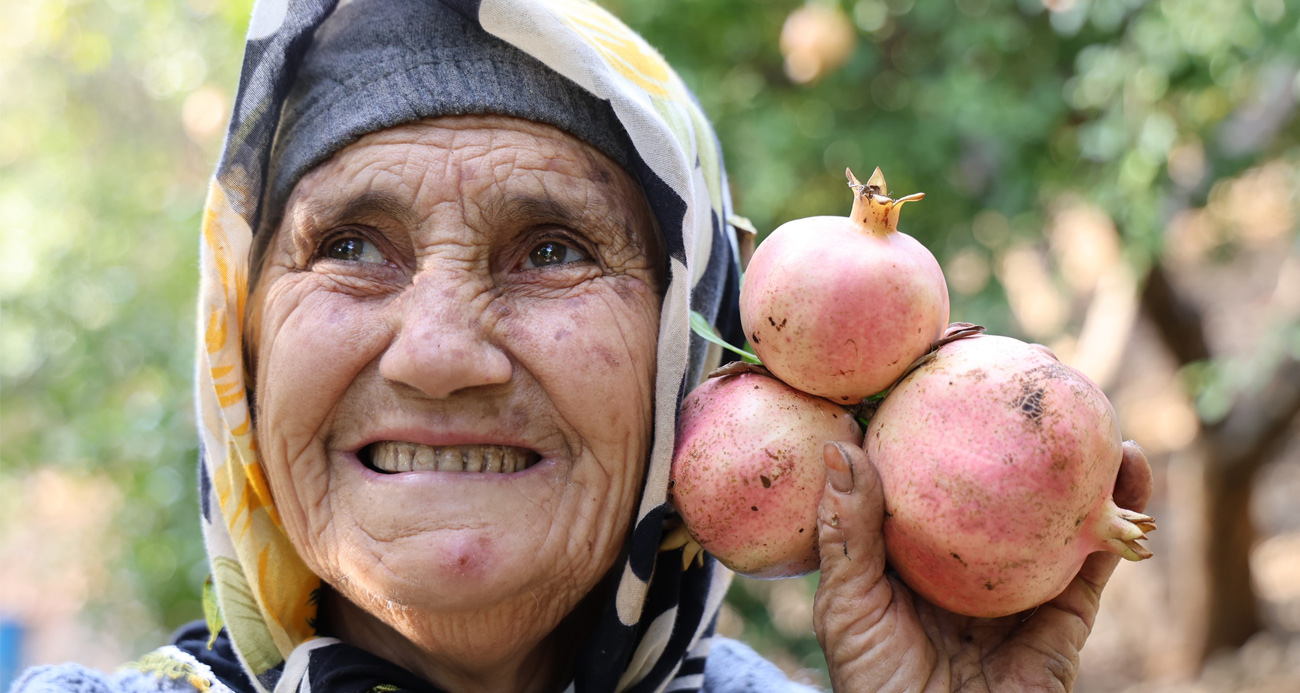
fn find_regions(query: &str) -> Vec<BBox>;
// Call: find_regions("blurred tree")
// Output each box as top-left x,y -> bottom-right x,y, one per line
2,0 -> 1296,682
2,0 -> 256,654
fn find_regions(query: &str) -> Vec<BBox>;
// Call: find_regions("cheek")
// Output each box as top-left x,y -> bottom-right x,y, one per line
253,286 -> 391,555
507,279 -> 660,449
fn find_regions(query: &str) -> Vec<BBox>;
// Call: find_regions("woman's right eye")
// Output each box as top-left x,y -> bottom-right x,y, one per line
322,235 -> 386,264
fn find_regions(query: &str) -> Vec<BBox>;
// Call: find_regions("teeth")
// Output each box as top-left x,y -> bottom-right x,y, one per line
436,447 -> 463,472
412,445 -> 436,471
463,446 -> 483,472
483,446 -> 503,472
367,443 -> 538,474
395,443 -> 414,472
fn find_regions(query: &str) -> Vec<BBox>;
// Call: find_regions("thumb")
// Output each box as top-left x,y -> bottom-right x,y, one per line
816,441 -> 887,574
814,441 -> 893,646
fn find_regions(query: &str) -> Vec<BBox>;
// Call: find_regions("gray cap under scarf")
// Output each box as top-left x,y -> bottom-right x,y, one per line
267,0 -> 634,221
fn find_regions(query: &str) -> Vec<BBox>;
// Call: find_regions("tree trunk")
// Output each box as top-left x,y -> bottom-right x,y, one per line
1199,463 -> 1261,658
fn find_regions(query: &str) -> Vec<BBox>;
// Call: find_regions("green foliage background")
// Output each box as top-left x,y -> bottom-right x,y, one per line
2,0 -> 1297,681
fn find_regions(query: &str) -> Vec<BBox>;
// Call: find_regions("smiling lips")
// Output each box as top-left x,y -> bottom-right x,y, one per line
362,442 -> 541,474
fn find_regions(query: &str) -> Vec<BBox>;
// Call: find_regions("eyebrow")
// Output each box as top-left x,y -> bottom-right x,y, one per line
298,190 -> 422,229
481,192 -> 600,231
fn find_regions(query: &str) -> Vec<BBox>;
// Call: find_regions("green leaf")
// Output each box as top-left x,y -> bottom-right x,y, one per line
202,574 -> 224,650
690,310 -> 761,363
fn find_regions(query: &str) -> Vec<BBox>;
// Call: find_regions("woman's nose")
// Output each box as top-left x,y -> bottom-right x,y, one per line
378,274 -> 512,399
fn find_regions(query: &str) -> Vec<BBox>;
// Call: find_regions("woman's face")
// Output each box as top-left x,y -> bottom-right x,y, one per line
247,116 -> 660,650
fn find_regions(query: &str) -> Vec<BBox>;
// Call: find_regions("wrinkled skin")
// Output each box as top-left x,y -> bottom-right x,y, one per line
814,438 -> 1153,692
246,116 -> 661,693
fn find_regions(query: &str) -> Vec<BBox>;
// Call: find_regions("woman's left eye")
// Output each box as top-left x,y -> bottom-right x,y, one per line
322,235 -> 387,264
524,240 -> 587,269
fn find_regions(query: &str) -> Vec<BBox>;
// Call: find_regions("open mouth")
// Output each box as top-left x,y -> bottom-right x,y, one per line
360,442 -> 542,474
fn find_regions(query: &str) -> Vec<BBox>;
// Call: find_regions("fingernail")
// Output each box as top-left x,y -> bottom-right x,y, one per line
824,441 -> 855,493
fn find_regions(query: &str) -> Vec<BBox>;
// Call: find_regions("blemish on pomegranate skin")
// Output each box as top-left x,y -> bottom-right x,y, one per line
1015,387 -> 1046,425
760,475 -> 772,488
985,581 -> 995,591
751,505 -> 759,512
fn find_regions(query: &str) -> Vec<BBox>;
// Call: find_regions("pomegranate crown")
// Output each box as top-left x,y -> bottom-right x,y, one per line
846,167 -> 924,235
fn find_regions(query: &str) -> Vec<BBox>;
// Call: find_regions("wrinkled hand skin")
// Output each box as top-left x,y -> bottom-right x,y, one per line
814,440 -> 1153,692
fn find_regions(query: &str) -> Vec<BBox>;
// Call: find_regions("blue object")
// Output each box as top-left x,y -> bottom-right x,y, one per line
0,618 -> 23,693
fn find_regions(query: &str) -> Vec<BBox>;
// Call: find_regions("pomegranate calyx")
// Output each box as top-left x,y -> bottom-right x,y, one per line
707,361 -> 774,380
846,166 -> 925,235
936,322 -> 987,347
1098,498 -> 1156,562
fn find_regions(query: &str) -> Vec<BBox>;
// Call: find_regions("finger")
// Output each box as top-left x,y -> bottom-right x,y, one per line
814,442 -> 895,644
1113,440 -> 1153,513
814,442 -> 933,688
816,441 -> 887,589
1072,441 -> 1155,591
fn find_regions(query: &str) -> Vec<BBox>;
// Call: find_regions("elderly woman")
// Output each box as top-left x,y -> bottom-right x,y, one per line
17,1 -> 1151,692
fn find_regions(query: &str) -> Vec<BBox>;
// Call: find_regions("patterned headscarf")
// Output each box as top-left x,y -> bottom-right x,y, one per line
189,0 -> 743,691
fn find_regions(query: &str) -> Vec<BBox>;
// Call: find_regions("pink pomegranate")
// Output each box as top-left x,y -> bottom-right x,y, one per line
671,367 -> 862,578
739,168 -> 949,404
865,334 -> 1155,618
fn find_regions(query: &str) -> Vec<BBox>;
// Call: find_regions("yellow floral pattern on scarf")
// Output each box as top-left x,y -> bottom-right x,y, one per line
197,182 -> 319,671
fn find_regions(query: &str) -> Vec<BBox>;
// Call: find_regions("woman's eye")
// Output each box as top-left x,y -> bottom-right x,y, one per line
323,236 -> 386,264
525,240 -> 587,269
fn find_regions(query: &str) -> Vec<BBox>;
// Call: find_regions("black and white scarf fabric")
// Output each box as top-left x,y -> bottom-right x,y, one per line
182,1 -> 745,691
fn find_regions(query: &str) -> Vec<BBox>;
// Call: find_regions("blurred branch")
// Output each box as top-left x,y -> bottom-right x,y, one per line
1139,261 -> 1300,478
1139,263 -> 1213,365
1207,358 -> 1300,479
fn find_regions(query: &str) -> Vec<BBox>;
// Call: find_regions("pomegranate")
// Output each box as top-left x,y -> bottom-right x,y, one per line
740,168 -> 949,404
671,366 -> 863,578
865,334 -> 1155,618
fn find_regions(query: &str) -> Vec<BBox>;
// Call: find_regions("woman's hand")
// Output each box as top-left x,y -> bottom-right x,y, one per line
812,440 -> 1153,692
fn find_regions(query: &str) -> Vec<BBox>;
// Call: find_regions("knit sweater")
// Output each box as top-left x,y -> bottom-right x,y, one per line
11,636 -> 820,693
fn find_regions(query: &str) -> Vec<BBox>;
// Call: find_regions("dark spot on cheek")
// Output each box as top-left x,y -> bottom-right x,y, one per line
588,345 -> 622,369
611,279 -> 642,304
553,327 -> 572,341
